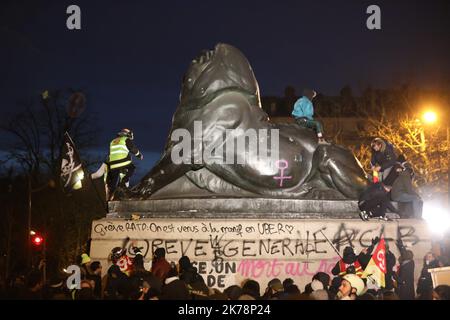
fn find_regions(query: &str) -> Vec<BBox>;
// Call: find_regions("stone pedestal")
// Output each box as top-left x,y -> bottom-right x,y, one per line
107,198 -> 361,219
90,199 -> 433,294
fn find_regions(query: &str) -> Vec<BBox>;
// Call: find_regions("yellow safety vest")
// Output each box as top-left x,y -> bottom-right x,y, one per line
109,136 -> 132,169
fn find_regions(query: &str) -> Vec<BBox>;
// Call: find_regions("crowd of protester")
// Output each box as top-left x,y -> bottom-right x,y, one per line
1,239 -> 450,301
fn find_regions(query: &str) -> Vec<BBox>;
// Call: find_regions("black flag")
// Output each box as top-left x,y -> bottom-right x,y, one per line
60,132 -> 85,192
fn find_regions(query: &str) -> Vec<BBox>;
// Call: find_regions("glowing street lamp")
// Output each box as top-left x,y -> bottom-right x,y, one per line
418,110 -> 439,152
423,110 -> 437,124
421,108 -> 450,210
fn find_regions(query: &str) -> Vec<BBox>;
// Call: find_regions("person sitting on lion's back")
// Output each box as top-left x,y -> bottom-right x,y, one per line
291,88 -> 328,144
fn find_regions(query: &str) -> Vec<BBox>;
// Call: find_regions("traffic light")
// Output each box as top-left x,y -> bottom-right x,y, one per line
30,231 -> 44,247
32,235 -> 43,246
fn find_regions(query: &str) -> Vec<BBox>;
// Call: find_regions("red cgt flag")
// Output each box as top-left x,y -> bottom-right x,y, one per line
362,236 -> 387,288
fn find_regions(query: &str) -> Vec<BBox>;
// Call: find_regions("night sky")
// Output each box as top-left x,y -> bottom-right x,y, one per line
1,0 -> 450,172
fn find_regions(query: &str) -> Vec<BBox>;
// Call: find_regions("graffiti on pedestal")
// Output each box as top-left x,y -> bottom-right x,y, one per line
93,221 -> 421,259
91,219 -> 427,290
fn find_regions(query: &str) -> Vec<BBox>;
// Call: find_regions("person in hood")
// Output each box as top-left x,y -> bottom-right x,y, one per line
178,256 -> 209,298
395,245 -> 415,300
390,163 -> 423,219
332,246 -> 364,277
292,88 -> 328,144
104,265 -> 131,300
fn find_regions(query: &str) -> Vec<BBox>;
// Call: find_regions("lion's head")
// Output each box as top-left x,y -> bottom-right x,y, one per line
179,43 -> 260,108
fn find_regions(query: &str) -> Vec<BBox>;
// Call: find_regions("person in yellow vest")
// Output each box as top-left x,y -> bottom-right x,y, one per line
331,246 -> 364,277
107,128 -> 143,200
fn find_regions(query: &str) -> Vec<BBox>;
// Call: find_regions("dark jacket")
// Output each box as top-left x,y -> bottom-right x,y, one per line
358,183 -> 396,217
397,260 -> 415,300
104,265 -> 131,300
371,140 -> 397,171
417,259 -> 440,298
160,278 -> 190,300
86,273 -> 102,298
129,270 -> 163,295
125,138 -> 141,157
391,171 -> 418,200
382,163 -> 402,186
179,266 -> 209,298
385,250 -> 397,290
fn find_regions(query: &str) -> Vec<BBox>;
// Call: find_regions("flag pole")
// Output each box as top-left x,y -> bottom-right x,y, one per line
64,132 -> 108,213
319,230 -> 343,260
83,162 -> 108,213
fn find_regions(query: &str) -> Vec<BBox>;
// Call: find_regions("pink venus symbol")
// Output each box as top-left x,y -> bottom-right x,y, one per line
273,159 -> 292,187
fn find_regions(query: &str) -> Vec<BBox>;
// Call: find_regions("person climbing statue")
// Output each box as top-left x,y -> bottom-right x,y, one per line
370,137 -> 397,182
107,128 -> 143,200
291,88 -> 328,144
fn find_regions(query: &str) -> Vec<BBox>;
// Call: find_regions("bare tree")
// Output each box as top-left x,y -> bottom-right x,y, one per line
0,89 -> 103,273
350,87 -> 449,195
363,113 -> 447,190
1,89 -> 99,181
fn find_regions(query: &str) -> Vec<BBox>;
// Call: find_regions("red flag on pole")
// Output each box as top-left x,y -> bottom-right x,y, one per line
362,236 -> 387,288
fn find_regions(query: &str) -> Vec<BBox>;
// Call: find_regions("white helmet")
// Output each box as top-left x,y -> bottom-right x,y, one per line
342,274 -> 366,296
118,128 -> 133,139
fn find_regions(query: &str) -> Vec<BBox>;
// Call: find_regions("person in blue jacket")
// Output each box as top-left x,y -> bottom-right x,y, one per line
370,137 -> 397,182
291,88 -> 328,144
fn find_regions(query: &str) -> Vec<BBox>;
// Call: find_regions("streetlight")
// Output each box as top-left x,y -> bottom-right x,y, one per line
419,110 -> 437,152
421,109 -> 450,210
423,110 -> 437,124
